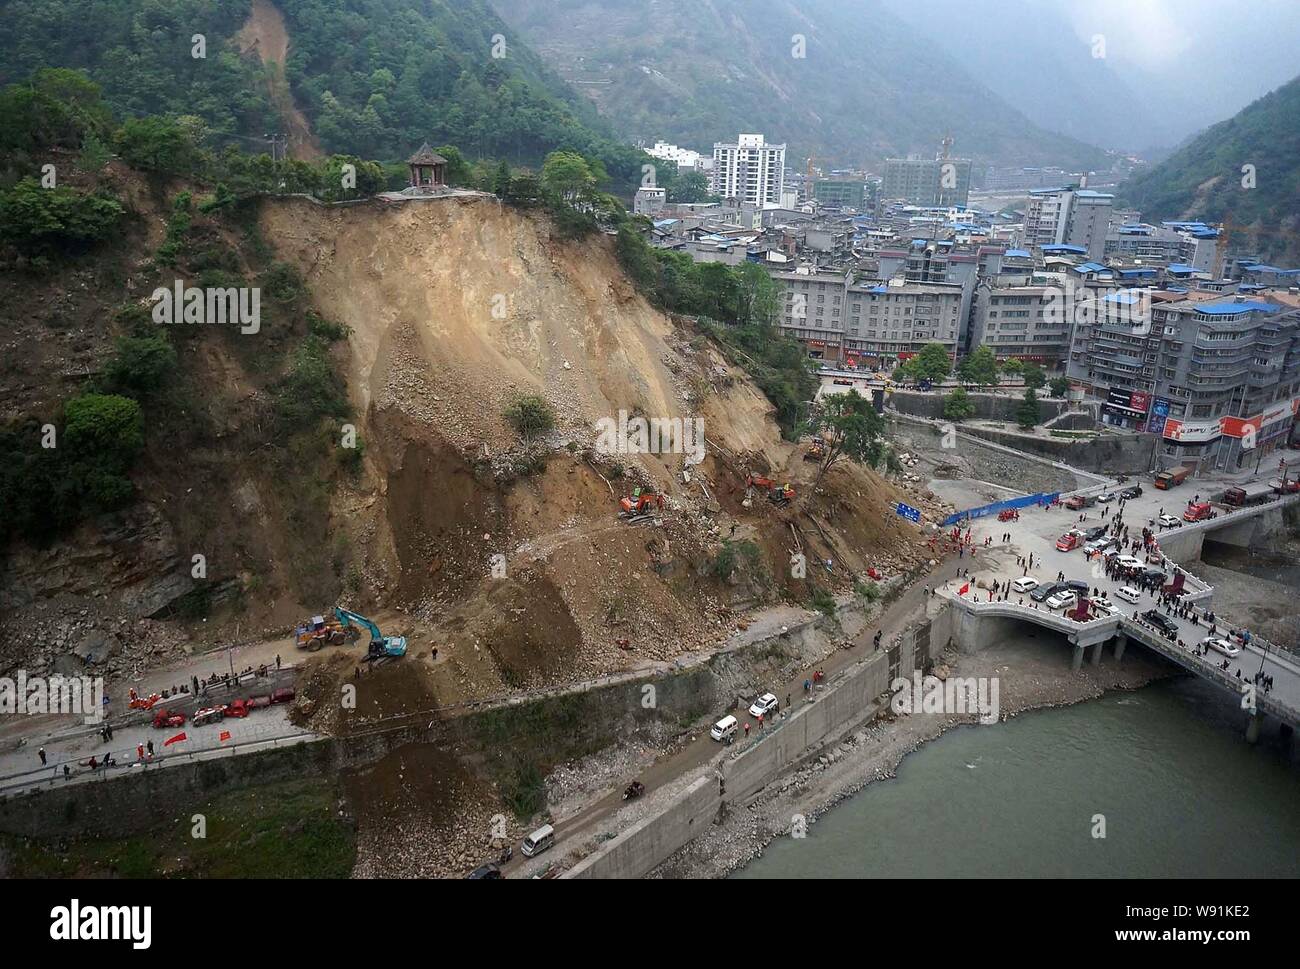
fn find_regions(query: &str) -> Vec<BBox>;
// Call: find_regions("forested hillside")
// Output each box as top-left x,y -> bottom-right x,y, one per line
1121,74 -> 1300,263
0,0 -> 647,185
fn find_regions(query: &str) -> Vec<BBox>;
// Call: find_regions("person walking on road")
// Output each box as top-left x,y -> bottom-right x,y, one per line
744,722 -> 751,738
38,747 -> 46,766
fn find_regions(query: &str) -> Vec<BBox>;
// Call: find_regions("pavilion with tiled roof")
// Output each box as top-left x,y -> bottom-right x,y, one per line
407,143 -> 448,190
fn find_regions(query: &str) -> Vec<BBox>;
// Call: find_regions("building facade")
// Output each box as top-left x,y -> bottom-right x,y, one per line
881,156 -> 972,207
710,134 -> 786,206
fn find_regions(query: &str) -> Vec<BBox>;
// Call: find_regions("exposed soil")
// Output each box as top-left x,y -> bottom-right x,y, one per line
235,0 -> 324,161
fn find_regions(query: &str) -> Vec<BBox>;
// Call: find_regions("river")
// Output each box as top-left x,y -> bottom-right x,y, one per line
733,678 -> 1300,878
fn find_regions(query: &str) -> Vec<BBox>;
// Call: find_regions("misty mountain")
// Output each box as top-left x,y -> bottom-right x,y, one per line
490,0 -> 1108,169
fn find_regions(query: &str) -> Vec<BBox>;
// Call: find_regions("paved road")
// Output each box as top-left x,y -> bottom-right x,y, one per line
940,475 -> 1300,718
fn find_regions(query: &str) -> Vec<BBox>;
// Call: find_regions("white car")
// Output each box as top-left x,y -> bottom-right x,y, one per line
1097,491 -> 1116,503
1091,596 -> 1119,616
1202,636 -> 1241,658
1114,585 -> 1142,604
1116,555 -> 1143,571
1046,590 -> 1078,610
1157,514 -> 1182,529
748,693 -> 779,718
1084,537 -> 1117,555
1012,576 -> 1039,594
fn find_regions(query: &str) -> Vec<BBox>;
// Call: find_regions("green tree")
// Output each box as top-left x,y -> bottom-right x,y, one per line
999,357 -> 1023,375
1016,387 -> 1040,430
736,262 -> 780,326
1049,376 -> 1070,398
504,394 -> 556,445
114,116 -> 204,174
104,333 -> 177,397
959,345 -> 999,387
943,387 -> 975,421
541,150 -> 596,201
0,177 -> 123,252
809,388 -> 886,494
63,393 -> 144,508
904,341 -> 954,382
1022,362 -> 1047,391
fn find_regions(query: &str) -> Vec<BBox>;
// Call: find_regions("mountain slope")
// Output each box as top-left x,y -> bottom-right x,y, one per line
1120,74 -> 1300,263
0,0 -> 640,176
490,0 -> 1108,167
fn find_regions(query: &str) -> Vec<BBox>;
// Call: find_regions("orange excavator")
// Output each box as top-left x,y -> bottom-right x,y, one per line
745,474 -> 795,506
618,487 -> 666,522
294,614 -> 356,651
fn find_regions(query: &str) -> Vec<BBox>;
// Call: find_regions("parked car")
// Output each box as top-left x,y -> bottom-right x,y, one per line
1030,582 -> 1065,603
1120,485 -> 1143,499
466,863 -> 503,880
1115,586 -> 1142,604
1084,536 -> 1117,555
1064,579 -> 1091,595
151,709 -> 186,729
1116,555 -> 1143,571
1202,636 -> 1241,658
1097,490 -> 1116,503
1084,525 -> 1109,542
270,687 -> 296,705
1157,514 -> 1183,529
1091,596 -> 1119,616
748,693 -> 779,718
1046,590 -> 1078,610
192,706 -> 225,727
222,699 -> 251,718
1012,576 -> 1039,594
1141,567 -> 1168,585
710,715 -> 738,742
1142,610 -> 1179,638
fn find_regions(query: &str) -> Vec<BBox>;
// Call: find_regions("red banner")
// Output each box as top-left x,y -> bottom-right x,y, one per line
959,582 -> 970,596
164,732 -> 187,747
219,730 -> 232,743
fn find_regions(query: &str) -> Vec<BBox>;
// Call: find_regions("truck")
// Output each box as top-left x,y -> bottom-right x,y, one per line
1270,478 -> 1300,494
1153,465 -> 1192,490
1222,482 -> 1275,507
1063,494 -> 1095,511
1183,501 -> 1218,523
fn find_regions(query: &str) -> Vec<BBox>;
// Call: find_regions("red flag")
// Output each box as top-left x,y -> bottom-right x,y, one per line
218,730 -> 232,743
959,582 -> 970,596
164,732 -> 187,746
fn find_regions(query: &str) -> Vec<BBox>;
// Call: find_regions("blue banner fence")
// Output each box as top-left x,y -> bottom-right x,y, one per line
941,492 -> 1061,528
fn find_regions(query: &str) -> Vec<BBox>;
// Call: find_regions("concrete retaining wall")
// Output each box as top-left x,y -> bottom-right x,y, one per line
958,425 -> 1158,474
891,390 -> 1068,424
564,612 -> 947,879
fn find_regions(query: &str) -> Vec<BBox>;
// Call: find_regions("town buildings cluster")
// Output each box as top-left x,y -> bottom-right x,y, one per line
636,133 -> 1300,475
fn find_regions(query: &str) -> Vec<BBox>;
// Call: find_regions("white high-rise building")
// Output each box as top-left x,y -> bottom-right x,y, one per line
711,133 -> 786,206
646,141 -> 705,170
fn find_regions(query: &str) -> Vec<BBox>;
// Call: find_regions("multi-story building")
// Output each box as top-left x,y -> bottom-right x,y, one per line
710,133 -> 786,206
646,141 -> 707,171
1023,187 -> 1113,261
881,155 -> 972,207
633,185 -> 666,217
968,282 -> 1074,369
1104,222 -> 1220,271
812,179 -> 866,210
773,271 -> 965,368
1067,290 -> 1300,469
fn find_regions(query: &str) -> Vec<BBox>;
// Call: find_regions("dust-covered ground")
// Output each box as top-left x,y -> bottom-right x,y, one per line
652,628 -> 1175,879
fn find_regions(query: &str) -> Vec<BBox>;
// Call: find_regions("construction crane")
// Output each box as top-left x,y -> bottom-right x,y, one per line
334,607 -> 408,663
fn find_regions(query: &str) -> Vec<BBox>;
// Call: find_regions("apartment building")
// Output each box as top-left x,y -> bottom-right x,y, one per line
1067,291 -> 1300,469
774,271 -> 965,368
881,156 -> 972,207
710,133 -> 786,206
968,282 -> 1074,368
1104,222 -> 1220,271
1023,187 -> 1113,261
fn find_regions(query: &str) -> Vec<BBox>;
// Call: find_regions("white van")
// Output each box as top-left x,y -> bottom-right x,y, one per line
520,824 -> 555,858
1115,586 -> 1142,604
710,715 -> 738,742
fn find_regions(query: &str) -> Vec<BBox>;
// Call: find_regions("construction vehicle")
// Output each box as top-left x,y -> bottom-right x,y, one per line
1153,465 -> 1192,490
803,439 -> 826,462
618,487 -> 666,523
744,474 -> 795,507
334,607 -> 407,663
294,613 -> 355,651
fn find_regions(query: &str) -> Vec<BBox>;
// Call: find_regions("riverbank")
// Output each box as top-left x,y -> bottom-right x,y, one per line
652,630 -> 1175,878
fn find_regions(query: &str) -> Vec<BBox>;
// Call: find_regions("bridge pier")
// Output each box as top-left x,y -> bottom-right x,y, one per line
1070,644 -> 1084,672
1245,711 -> 1265,745
1112,634 -> 1127,664
1088,642 -> 1102,667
